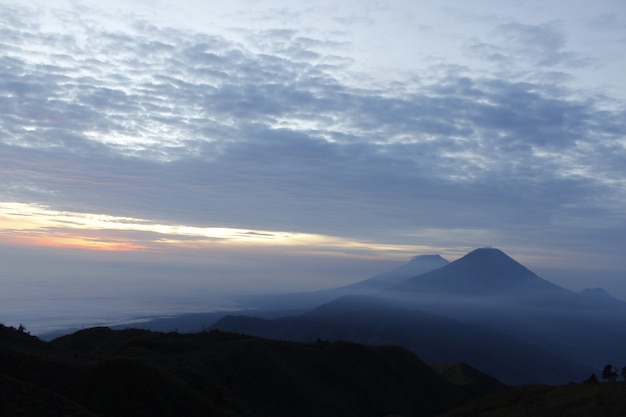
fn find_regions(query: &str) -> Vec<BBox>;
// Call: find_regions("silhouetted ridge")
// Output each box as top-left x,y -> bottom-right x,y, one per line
303,295 -> 391,318
346,254 -> 449,290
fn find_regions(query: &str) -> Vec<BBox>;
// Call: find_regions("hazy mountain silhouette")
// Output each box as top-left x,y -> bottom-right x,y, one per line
62,246 -> 626,386
213,295 -> 594,385
578,287 -> 626,308
385,248 -> 626,371
213,247 -> 626,385
233,253 -> 448,310
346,254 -> 449,290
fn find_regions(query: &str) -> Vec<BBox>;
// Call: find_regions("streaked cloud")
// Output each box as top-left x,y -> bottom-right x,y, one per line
0,202 -> 433,258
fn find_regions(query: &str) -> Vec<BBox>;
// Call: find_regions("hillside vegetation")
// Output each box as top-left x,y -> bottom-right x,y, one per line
3,323 -> 624,416
2,323 -> 470,417
441,382 -> 626,417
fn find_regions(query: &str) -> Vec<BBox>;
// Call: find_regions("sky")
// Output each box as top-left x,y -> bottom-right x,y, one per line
1,0 -> 625,332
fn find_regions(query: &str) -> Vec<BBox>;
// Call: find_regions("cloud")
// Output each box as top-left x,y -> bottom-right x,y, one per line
0,2 -> 625,268
2,1 -> 626,334
464,20 -> 592,86
0,202 -> 433,261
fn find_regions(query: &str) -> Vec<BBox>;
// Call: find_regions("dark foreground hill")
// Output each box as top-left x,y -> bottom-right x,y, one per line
4,323 -> 624,417
1,323 -> 472,417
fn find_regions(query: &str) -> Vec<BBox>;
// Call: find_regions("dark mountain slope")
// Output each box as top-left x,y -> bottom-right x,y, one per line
0,373 -> 97,417
213,296 -> 594,385
432,362 -> 508,399
57,327 -> 471,417
0,325 -> 231,417
79,357 -> 222,417
1,323 -> 472,417
3,323 -> 624,417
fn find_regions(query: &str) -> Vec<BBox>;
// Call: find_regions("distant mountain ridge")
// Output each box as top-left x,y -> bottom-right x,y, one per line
233,253 -> 449,310
213,294 -> 595,385
214,247 -> 626,385
85,246 -> 626,385
345,254 -> 449,290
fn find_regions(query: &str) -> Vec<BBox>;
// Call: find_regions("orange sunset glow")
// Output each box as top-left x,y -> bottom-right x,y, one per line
0,202 -> 431,257
6,234 -> 149,252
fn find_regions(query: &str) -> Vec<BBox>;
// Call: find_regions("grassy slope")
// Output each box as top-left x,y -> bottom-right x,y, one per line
0,373 -> 97,417
441,382 -> 626,417
8,323 -> 624,417
53,327 -> 470,417
2,324 -> 470,417
432,362 -> 508,399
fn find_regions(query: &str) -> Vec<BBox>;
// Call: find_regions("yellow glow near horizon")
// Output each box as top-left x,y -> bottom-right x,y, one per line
0,202 -> 423,256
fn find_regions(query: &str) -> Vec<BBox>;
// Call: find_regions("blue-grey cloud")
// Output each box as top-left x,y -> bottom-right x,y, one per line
1,2 -> 625,264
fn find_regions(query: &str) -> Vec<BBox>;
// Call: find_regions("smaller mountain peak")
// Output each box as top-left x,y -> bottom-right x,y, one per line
578,288 -> 626,307
580,288 -> 615,299
410,254 -> 446,262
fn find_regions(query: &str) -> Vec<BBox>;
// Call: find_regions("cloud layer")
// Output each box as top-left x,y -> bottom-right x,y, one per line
1,1 -> 625,272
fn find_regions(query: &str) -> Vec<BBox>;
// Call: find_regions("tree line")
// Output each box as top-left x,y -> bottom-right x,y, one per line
584,364 -> 626,383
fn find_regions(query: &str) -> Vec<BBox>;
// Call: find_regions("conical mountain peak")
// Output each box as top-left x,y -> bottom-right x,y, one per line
398,247 -> 560,295
449,248 -> 534,278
